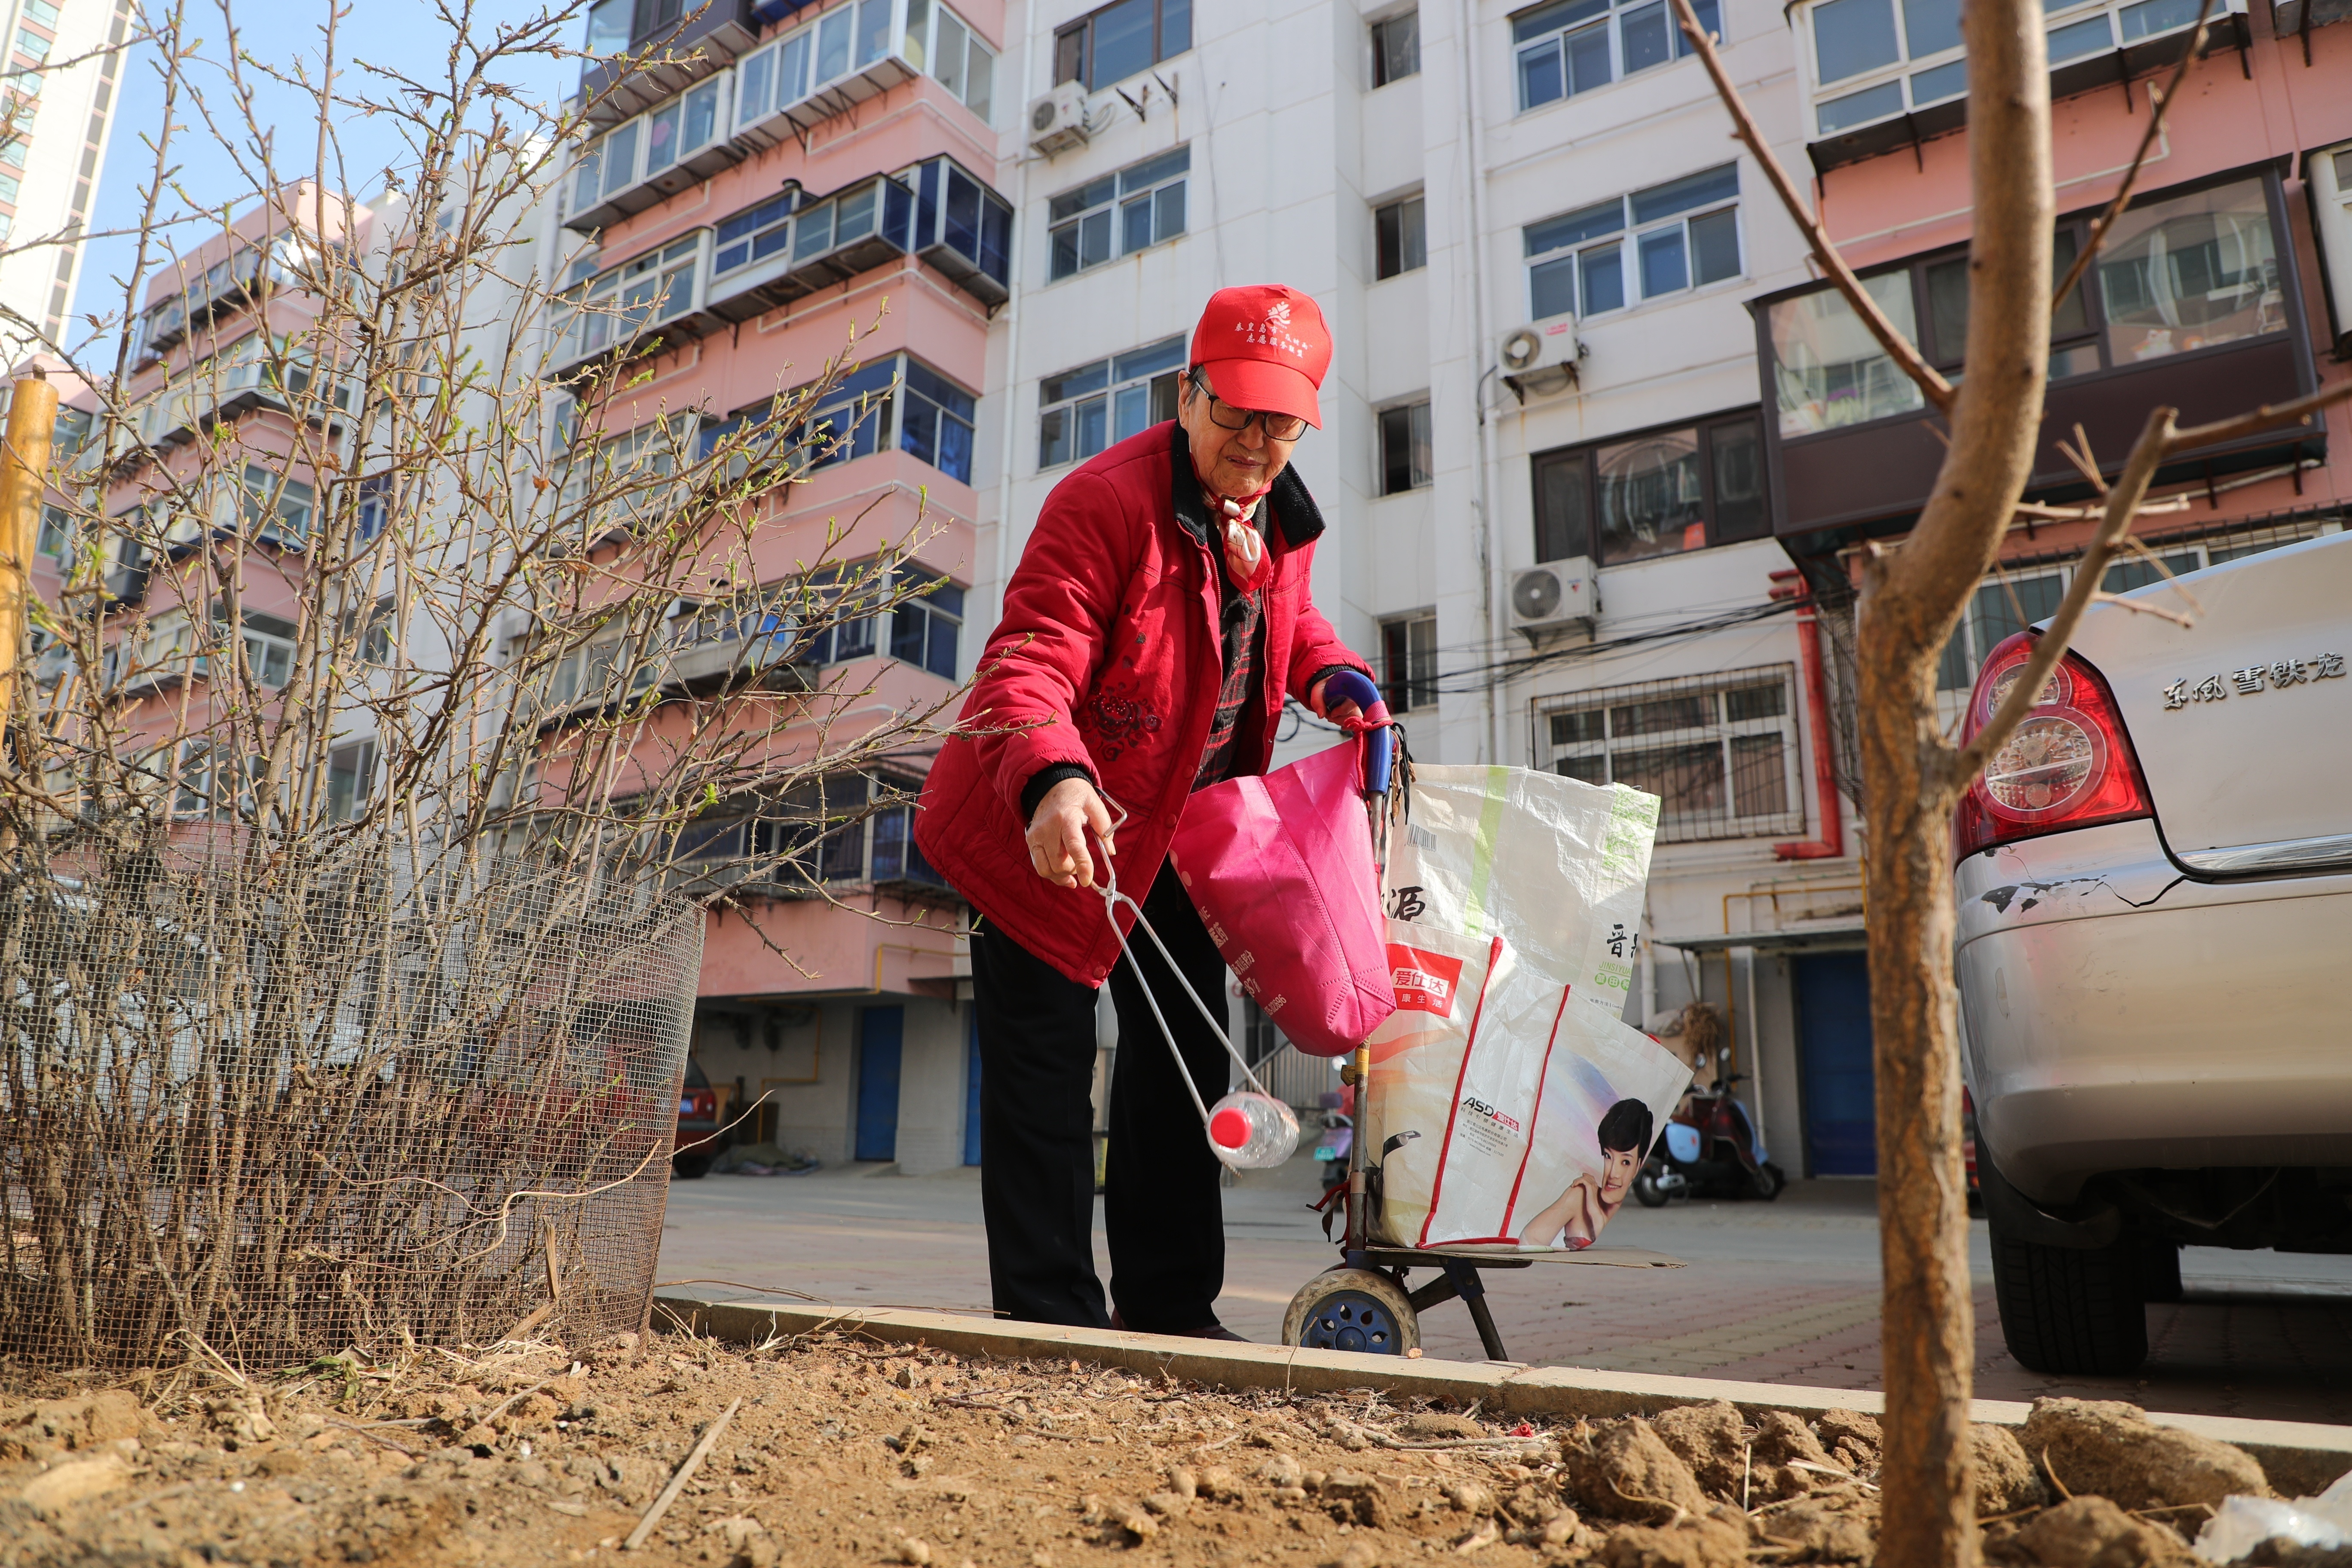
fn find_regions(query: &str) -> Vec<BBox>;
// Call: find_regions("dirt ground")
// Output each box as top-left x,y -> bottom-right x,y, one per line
0,1324 -> 2290,1568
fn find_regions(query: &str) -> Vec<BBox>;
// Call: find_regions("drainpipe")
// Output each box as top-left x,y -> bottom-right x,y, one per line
1770,567 -> 1845,861
1458,0 -> 1504,766
988,11 -> 1040,640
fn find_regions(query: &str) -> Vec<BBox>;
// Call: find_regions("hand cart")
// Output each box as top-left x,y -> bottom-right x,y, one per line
1278,716 -> 1683,1363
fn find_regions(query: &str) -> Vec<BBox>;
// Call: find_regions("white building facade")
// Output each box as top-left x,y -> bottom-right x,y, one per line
980,0 -> 1865,1176
0,0 -> 127,357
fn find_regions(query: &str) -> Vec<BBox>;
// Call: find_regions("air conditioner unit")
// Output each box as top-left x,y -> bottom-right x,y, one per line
1498,312 -> 1581,399
1028,81 -> 1090,156
1508,556 -> 1597,641
2310,139 -> 2352,358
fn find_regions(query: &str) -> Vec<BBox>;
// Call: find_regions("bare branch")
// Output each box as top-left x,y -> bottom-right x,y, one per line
2165,378 -> 2352,452
1666,0 -> 1954,414
2049,0 -> 2214,322
1954,405 -> 2175,783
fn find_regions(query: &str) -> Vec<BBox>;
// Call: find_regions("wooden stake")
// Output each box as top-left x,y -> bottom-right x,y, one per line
0,370 -> 55,754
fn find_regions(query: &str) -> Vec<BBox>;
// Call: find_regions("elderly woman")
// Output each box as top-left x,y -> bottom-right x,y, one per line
916,285 -> 1373,1338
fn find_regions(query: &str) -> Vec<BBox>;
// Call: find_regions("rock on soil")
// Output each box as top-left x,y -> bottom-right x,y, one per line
1975,1423 -> 2053,1516
1563,1419 -> 1709,1523
1648,1403 -> 1749,1500
2021,1398 -> 2271,1512
1993,1495 -> 2198,1568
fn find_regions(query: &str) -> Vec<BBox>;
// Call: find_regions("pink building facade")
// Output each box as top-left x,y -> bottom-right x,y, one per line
556,0 -> 1014,1172
1757,6 -> 2352,710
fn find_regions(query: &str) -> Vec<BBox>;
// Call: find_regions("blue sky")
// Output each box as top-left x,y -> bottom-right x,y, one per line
73,2 -> 579,361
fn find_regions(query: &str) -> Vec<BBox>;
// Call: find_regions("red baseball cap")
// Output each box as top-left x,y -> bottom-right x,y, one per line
1189,285 -> 1332,430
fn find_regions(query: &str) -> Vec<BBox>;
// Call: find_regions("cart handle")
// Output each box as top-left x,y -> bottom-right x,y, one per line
1314,669 -> 1394,798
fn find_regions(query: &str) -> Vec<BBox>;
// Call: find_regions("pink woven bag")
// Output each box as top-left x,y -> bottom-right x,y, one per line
1166,723 -> 1396,1058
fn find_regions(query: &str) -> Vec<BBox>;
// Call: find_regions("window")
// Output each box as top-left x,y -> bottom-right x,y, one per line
1765,175 -> 2288,439
1378,401 -> 1432,495
327,741 -> 377,822
1764,272 -> 1925,437
241,465 -> 315,544
1375,194 -> 1426,279
896,361 -> 978,485
1049,146 -> 1188,280
557,233 -> 703,364
1540,668 -> 1801,842
1372,10 -> 1421,84
14,27 -> 49,62
785,352 -> 978,484
356,474 -> 392,541
888,565 -> 965,679
1037,336 -> 1185,469
1055,0 -> 1191,89
642,74 -> 727,180
36,503 -> 72,561
1381,612 -> 1438,712
0,172 -> 19,206
1803,0 -> 2210,140
1524,164 -> 1739,318
735,0 -> 993,131
1513,0 -> 1718,110
23,0 -> 58,27
1531,409 -> 1767,565
0,136 -> 24,171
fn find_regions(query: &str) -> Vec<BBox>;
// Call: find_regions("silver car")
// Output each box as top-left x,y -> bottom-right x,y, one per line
1953,530 -> 2352,1376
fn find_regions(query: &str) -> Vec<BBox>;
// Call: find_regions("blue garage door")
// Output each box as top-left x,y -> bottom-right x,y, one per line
962,1011 -> 983,1167
1793,952 -> 1875,1176
855,1005 -> 903,1163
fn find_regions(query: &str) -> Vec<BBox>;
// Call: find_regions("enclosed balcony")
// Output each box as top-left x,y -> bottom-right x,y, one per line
702,174 -> 915,321
563,0 -> 996,232
701,159 -> 1008,321
665,775 -> 952,900
546,230 -> 716,380
1754,167 -> 2319,544
1790,0 -> 2243,174
579,0 -> 760,127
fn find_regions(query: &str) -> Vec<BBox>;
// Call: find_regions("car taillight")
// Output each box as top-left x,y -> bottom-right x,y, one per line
1954,631 -> 2152,860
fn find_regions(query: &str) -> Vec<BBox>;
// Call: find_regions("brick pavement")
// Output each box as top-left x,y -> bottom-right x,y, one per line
658,1160 -> 2352,1424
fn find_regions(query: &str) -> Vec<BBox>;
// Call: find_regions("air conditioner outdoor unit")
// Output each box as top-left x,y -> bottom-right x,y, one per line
2310,139 -> 2352,358
1499,312 -> 1581,399
1508,556 -> 1597,641
1028,81 -> 1090,156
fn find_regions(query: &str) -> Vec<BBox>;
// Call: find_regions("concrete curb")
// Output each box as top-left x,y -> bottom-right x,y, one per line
651,1292 -> 2352,1498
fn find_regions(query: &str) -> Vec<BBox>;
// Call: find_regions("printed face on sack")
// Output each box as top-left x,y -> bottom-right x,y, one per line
1596,1142 -> 1640,1205
1179,366 -> 1301,499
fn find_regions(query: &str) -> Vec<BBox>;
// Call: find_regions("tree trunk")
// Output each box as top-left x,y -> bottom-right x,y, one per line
1859,0 -> 2053,1563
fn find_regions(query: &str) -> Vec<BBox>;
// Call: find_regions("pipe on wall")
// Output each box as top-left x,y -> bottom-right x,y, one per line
1770,568 -> 1846,862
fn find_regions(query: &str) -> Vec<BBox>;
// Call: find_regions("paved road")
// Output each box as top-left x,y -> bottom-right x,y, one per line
656,1155 -> 2352,1425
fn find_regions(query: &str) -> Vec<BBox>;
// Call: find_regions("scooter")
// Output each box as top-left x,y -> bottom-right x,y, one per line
1313,1089 -> 1355,1188
1634,1066 -> 1785,1205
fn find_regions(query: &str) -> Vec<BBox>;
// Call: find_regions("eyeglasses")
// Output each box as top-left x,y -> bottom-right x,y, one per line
1188,368 -> 1308,442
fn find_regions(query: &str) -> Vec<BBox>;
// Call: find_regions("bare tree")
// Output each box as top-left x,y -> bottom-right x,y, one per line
1666,0 -> 2352,1558
0,1 -> 962,1369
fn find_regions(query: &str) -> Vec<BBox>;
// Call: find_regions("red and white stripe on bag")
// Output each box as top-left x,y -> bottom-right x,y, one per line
1389,945 -> 1467,1017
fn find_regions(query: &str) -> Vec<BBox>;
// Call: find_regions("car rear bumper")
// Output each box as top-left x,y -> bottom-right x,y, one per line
1955,818 -> 2352,1205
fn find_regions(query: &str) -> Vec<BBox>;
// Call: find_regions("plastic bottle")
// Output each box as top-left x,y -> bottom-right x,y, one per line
1205,1091 -> 1299,1170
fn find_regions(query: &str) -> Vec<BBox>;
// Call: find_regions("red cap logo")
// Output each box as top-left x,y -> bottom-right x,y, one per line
1189,284 -> 1332,430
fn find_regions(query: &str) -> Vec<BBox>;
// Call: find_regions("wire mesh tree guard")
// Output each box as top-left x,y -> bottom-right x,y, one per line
0,841 -> 702,1371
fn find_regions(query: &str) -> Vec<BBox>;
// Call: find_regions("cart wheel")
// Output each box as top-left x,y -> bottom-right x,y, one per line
1282,1268 -> 1420,1356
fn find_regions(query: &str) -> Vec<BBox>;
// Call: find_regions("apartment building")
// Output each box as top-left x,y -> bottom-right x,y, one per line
551,0 -> 1012,1172
983,0 -> 2352,1178
0,0 -> 127,358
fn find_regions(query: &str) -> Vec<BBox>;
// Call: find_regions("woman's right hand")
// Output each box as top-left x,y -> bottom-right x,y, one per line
1026,776 -> 1116,888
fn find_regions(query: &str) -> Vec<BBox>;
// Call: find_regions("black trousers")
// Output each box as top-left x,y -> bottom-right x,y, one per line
969,861 -> 1231,1332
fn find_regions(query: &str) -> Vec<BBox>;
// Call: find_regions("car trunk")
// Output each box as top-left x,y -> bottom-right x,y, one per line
2064,532 -> 2352,870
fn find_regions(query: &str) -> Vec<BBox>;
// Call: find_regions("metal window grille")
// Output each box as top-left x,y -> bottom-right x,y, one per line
1534,665 -> 1805,843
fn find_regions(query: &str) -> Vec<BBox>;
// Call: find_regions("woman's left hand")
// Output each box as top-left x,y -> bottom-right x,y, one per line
1308,671 -> 1371,724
